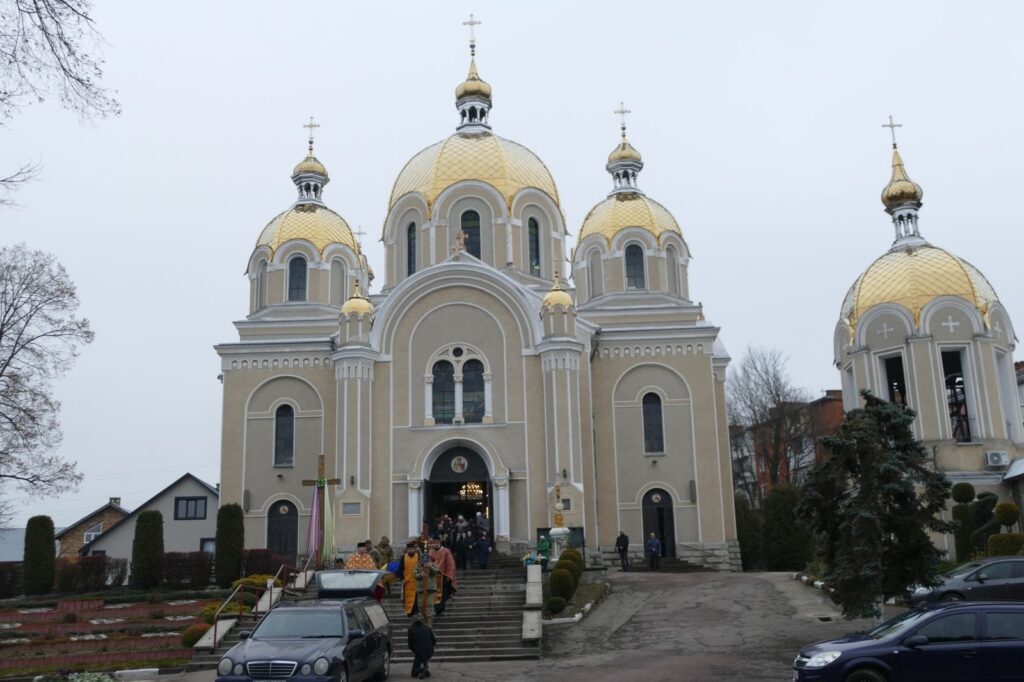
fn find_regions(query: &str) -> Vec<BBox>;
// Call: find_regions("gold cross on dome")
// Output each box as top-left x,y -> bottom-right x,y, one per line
463,13 -> 481,54
615,101 -> 631,136
303,116 -> 320,151
882,114 -> 902,148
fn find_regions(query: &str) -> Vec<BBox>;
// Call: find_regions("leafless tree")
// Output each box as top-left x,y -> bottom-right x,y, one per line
0,0 -> 119,202
0,244 -> 93,523
727,347 -> 811,506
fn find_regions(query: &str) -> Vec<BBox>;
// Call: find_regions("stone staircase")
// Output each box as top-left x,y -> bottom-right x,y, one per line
599,551 -> 706,573
189,608 -> 264,671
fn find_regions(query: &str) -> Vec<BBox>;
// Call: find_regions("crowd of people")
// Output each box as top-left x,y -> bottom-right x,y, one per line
429,512 -> 493,570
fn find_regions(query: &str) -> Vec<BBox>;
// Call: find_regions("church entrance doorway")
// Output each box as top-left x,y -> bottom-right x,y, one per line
424,447 -> 491,536
642,489 -> 676,558
267,500 -> 298,565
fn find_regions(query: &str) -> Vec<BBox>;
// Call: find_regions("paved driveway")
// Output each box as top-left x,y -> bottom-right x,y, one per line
166,570 -> 877,682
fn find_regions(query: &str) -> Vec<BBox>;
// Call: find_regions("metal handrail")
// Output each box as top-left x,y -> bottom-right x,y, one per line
209,583 -> 265,653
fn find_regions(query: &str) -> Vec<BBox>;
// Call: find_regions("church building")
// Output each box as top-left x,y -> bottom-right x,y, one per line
215,35 -> 740,571
834,135 -> 1023,558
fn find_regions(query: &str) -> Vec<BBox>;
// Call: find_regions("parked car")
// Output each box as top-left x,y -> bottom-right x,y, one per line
907,556 -> 1024,605
792,601 -> 1024,681
314,570 -> 382,600
216,598 -> 392,682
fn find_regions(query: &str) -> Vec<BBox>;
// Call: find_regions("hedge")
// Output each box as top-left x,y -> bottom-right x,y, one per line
131,511 -> 165,589
243,549 -> 284,576
163,552 -> 214,589
988,533 -> 1024,557
215,504 -> 245,588
23,516 -> 56,595
548,568 -> 575,601
181,623 -> 211,647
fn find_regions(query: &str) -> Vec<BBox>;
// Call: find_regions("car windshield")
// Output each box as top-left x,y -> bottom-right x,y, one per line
252,609 -> 343,639
945,562 -> 983,579
866,609 -> 934,639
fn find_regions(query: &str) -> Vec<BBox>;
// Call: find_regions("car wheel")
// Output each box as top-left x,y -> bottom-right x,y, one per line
940,593 -> 964,602
376,650 -> 390,680
845,668 -> 886,682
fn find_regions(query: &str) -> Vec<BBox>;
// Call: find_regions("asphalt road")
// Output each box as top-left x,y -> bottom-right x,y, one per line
165,570 -> 877,682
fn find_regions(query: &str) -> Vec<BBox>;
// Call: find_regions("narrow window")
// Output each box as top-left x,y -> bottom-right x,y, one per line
462,360 -> 485,423
288,256 -> 307,302
942,350 -> 972,442
642,393 -> 664,453
432,361 -> 456,425
666,246 -> 680,295
883,355 -> 908,406
528,217 -> 541,276
407,222 -> 417,276
257,260 -> 268,308
588,250 -> 603,298
329,259 -> 345,306
625,244 -> 646,289
275,404 -> 295,465
461,210 -> 481,259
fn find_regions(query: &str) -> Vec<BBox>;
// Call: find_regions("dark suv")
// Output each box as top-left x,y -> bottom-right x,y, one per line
216,598 -> 392,682
792,601 -> 1024,681
907,556 -> 1024,605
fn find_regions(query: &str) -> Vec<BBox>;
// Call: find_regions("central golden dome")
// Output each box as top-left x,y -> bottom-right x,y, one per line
256,204 -> 359,255
579,193 -> 682,244
388,132 -> 559,211
841,244 -> 998,328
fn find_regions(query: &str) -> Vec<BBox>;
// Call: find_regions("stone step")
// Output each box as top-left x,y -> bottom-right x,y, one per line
392,647 -> 539,663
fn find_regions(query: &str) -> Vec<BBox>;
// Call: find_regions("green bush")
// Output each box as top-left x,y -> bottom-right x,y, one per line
231,574 -> 281,591
735,496 -> 763,570
546,596 -> 567,615
201,600 -> 250,624
131,510 -> 165,589
548,568 -> 575,601
951,482 -> 976,505
952,503 -> 975,562
215,504 -> 245,588
23,516 -> 56,595
763,485 -> 812,571
970,492 -> 1000,554
560,548 -> 584,570
55,558 -> 77,593
995,502 -> 1020,530
180,623 -> 211,647
988,533 -> 1024,557
553,559 -> 581,587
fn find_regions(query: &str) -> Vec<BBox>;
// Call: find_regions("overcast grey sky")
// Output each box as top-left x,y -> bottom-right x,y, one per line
4,1 -> 1022,527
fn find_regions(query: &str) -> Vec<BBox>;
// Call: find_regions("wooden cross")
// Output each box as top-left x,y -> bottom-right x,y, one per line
463,13 -> 481,54
882,115 -> 902,148
303,116 -> 320,151
301,454 -> 341,568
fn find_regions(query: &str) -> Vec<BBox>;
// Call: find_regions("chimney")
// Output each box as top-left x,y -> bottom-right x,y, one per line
109,497 -> 121,507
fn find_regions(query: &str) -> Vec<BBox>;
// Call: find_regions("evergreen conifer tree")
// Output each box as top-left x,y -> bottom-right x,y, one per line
215,504 -> 245,588
23,515 -> 55,595
131,510 -> 164,589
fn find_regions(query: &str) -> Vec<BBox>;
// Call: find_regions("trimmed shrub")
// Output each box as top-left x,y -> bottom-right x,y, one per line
988,533 -> 1024,557
560,548 -> 584,570
201,600 -> 250,624
131,510 -> 165,589
78,555 -> 109,592
970,492 -> 1000,554
763,485 -> 812,571
163,552 -> 214,589
952,502 -> 975,562
0,562 -> 22,598
215,504 -> 245,588
995,502 -> 1020,530
735,496 -> 763,570
951,482 -> 976,505
23,515 -> 56,595
243,549 -> 284,576
554,559 -> 581,587
546,596 -> 567,615
235,590 -> 258,607
181,623 -> 211,648
55,558 -> 77,593
548,568 -> 575,601
232,574 -> 282,591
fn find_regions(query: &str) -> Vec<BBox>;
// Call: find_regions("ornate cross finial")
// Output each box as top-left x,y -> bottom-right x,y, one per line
882,114 -> 902,149
303,116 -> 320,153
614,101 -> 631,139
463,13 -> 481,56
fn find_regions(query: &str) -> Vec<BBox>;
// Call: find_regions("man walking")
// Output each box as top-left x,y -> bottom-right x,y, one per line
645,532 -> 662,572
428,537 -> 458,617
344,542 -> 377,570
407,617 -> 436,679
615,530 -> 630,571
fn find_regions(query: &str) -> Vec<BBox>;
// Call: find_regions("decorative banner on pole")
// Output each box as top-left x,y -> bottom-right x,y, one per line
306,484 -> 321,558
321,489 -> 335,566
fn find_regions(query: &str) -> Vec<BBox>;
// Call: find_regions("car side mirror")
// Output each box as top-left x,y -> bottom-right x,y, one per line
239,630 -> 252,641
904,635 -> 928,648
348,629 -> 365,642
976,572 -> 988,583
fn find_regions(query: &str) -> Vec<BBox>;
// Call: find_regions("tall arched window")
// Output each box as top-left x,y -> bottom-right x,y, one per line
432,361 -> 456,425
666,246 -> 680,295
329,259 -> 345,306
407,222 -> 417,276
625,244 -> 646,289
642,393 -> 664,453
462,360 -> 485,423
274,404 -> 295,466
588,250 -> 603,298
257,260 -> 268,308
461,210 -> 481,259
528,217 -> 541,276
288,256 -> 307,301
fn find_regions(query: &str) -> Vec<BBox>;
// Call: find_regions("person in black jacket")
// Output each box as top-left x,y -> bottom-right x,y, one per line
615,530 -> 630,571
407,617 -> 436,679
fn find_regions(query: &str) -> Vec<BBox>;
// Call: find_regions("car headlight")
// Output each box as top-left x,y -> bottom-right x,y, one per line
313,657 -> 330,676
805,651 -> 842,668
233,664 -> 244,676
217,658 -> 233,676
300,664 -> 312,675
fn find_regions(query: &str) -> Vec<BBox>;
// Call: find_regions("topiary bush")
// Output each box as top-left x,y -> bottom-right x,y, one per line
546,596 -> 567,615
735,496 -> 763,570
970,492 -> 1000,554
548,568 -> 575,601
995,502 -> 1020,530
23,515 -> 56,595
560,548 -> 584,570
215,504 -> 245,588
952,502 -> 975,562
988,533 -> 1024,557
553,559 -> 581,587
181,623 -> 211,647
763,485 -> 812,571
131,510 -> 165,589
951,482 -> 976,505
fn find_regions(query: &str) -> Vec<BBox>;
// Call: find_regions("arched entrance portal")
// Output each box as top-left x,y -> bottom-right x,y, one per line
424,447 -> 491,535
642,489 -> 676,558
267,500 -> 298,565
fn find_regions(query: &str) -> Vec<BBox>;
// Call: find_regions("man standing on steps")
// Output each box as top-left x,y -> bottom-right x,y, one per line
407,616 -> 436,679
429,537 -> 458,617
344,542 -> 377,570
615,530 -> 630,571
474,531 -> 491,570
397,542 -> 421,617
645,532 -> 662,572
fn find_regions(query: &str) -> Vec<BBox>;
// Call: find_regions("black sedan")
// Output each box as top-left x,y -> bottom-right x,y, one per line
907,556 -> 1024,605
216,598 -> 391,682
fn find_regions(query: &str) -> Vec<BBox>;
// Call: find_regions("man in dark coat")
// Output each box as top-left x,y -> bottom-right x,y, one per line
645,532 -> 662,572
407,617 -> 436,679
615,530 -> 630,571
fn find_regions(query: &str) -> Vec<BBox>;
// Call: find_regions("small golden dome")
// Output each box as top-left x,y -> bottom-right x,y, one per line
455,58 -> 492,100
542,272 -> 573,309
388,132 -> 559,213
608,136 -> 642,164
256,204 -> 358,255
881,148 -> 922,209
341,280 -> 374,316
579,193 -> 683,245
841,244 -> 999,329
293,153 -> 328,178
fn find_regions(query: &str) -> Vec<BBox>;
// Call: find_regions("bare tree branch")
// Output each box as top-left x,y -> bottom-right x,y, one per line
0,160 -> 40,206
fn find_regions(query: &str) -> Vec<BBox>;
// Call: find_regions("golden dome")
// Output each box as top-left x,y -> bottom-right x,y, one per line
608,137 -> 642,163
579,193 -> 682,244
881,148 -> 922,209
256,204 -> 358,255
542,272 -> 573,308
341,280 -> 374,316
455,58 -> 492,100
841,244 -> 999,328
388,132 -> 559,211
293,153 -> 328,178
